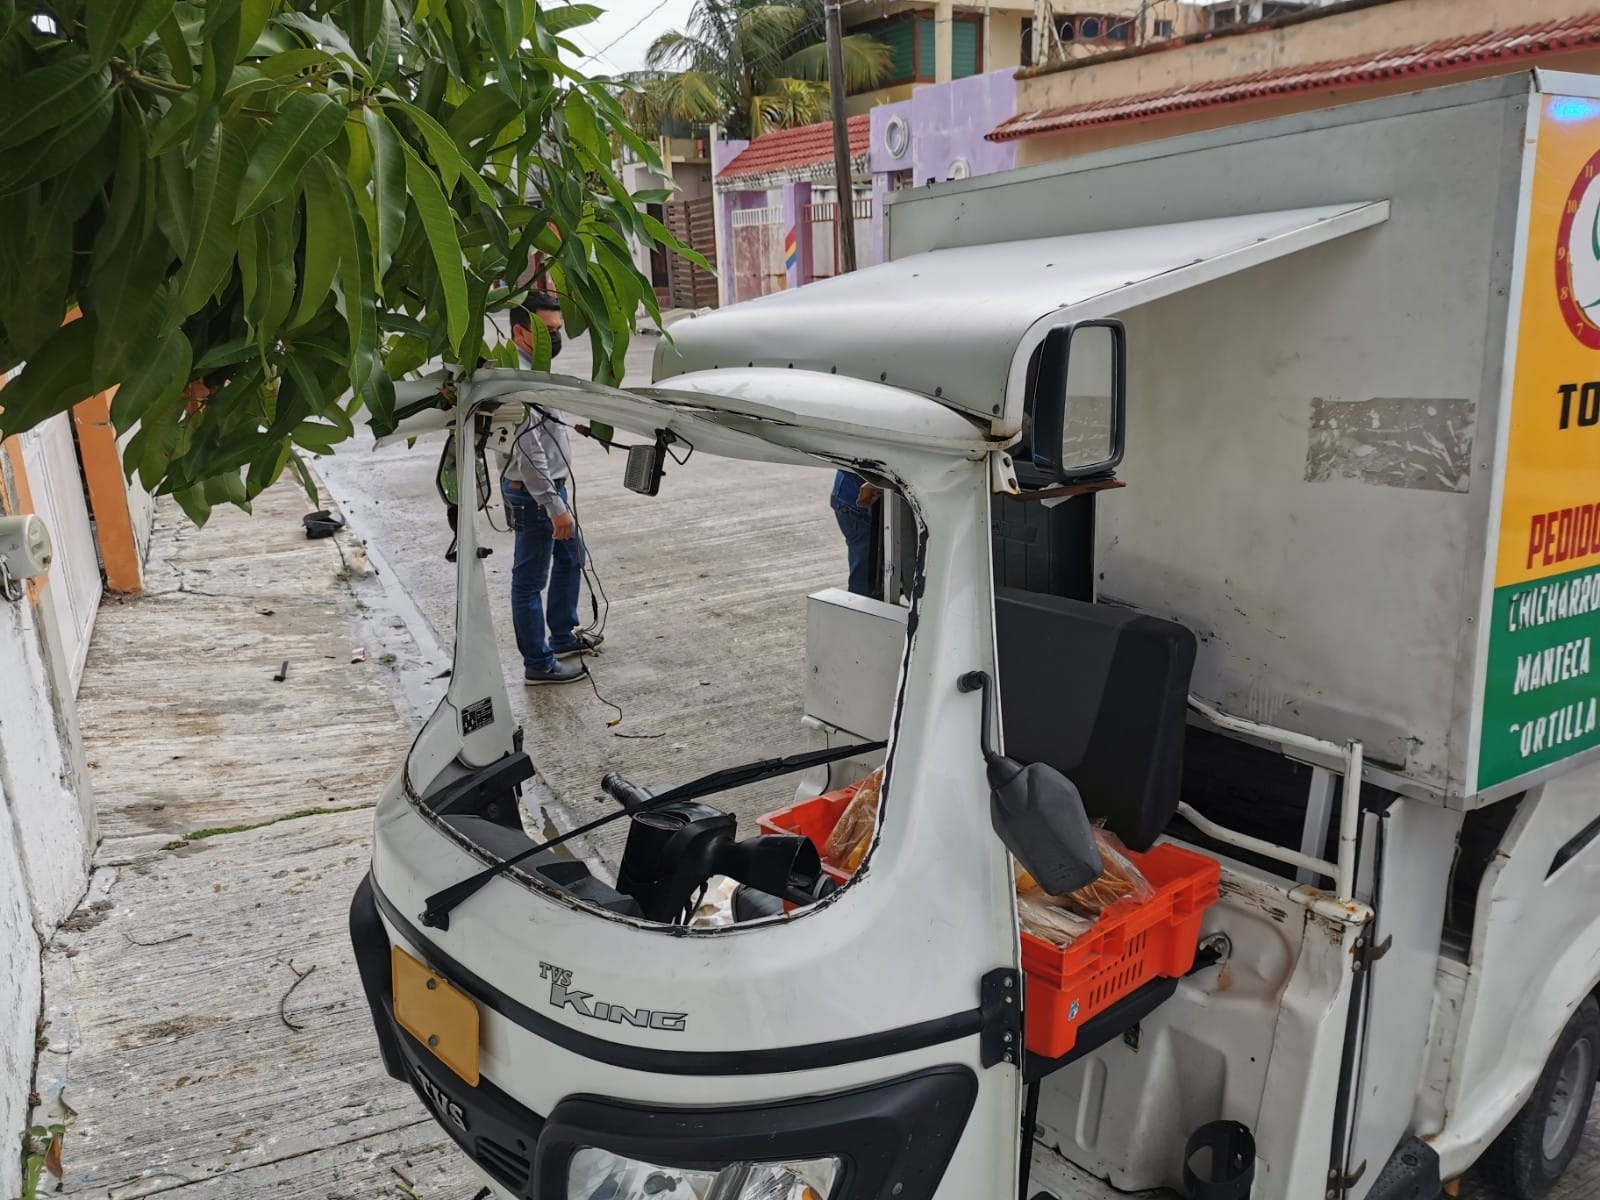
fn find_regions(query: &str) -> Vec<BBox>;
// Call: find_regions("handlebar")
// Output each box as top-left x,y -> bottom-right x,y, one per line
601,772 -> 655,812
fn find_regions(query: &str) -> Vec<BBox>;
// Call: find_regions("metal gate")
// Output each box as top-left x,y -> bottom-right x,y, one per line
664,197 -> 719,310
18,412 -> 101,690
730,205 -> 786,303
805,196 -> 875,280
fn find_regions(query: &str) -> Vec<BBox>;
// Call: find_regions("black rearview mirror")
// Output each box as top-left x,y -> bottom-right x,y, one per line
1030,319 -> 1127,485
624,433 -> 668,496
958,671 -> 1103,895
987,757 -> 1103,895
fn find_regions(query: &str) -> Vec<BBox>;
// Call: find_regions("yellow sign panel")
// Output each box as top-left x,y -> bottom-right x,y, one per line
1480,94 -> 1600,790
391,946 -> 481,1086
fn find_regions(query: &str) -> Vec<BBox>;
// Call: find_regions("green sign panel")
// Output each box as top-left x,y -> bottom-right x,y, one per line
1480,564 -> 1600,790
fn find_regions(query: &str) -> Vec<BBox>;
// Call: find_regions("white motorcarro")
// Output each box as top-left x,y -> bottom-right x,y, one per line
351,72 -> 1600,1200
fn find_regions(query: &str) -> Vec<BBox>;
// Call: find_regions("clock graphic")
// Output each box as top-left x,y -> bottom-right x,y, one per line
1556,147 -> 1600,349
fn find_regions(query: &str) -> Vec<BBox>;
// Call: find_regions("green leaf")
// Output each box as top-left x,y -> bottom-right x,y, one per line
0,317 -> 99,438
201,0 -> 243,37
154,146 -> 194,251
389,99 -> 460,193
204,468 -> 249,509
239,0 -> 277,59
87,236 -> 173,385
400,139 -> 467,352
258,48 -> 337,78
245,437 -> 291,496
99,95 -> 149,250
155,9 -> 193,86
86,0 -> 140,66
172,483 -> 212,525
123,0 -> 178,49
445,83 -> 518,157
528,309 -> 551,372
236,91 -> 347,219
471,0 -> 516,96
173,127 -> 247,316
125,387 -> 183,488
287,448 -> 318,502
257,197 -> 298,335
108,329 -> 190,430
291,165 -> 340,329
319,159 -> 378,399
361,106 -> 405,284
383,333 -> 430,377
0,90 -> 115,195
561,91 -> 602,158
543,3 -> 601,34
368,0 -> 400,84
277,12 -> 363,74
183,6 -> 239,166
149,88 -> 202,157
0,57 -> 102,152
290,417 -> 345,453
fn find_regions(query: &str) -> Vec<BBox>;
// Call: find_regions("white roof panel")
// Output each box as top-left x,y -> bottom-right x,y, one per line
654,201 -> 1389,433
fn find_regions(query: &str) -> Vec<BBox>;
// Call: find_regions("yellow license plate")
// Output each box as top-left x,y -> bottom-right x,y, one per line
392,946 -> 480,1086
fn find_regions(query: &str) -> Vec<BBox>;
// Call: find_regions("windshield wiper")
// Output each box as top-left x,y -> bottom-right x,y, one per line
419,739 -> 886,930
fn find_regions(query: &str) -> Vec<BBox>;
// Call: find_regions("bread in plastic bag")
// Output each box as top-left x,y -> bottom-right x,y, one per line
1017,894 -> 1095,946
1016,827 -> 1155,919
823,768 -> 882,872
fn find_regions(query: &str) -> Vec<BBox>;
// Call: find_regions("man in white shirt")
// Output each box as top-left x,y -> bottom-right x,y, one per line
501,299 -> 600,684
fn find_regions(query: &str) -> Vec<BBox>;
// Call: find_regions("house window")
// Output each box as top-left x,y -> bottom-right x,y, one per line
1078,15 -> 1101,38
1105,18 -> 1132,41
952,16 -> 983,78
854,13 -> 935,87
1154,18 -> 1174,37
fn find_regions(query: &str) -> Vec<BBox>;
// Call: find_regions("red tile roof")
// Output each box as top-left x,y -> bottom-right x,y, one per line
717,114 -> 871,182
988,14 -> 1600,142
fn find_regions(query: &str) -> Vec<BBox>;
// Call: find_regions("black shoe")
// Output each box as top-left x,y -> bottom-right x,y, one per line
524,661 -> 586,685
551,631 -> 605,659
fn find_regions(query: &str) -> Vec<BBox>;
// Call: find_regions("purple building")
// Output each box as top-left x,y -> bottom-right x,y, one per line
709,71 -> 1018,306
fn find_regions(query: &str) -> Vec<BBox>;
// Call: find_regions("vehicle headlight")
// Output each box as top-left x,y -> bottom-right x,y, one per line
567,1146 -> 840,1199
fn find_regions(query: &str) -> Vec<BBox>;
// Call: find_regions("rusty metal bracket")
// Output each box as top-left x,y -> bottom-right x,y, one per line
1353,933 -> 1393,974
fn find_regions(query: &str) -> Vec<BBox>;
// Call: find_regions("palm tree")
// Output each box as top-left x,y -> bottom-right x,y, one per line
635,0 -> 890,139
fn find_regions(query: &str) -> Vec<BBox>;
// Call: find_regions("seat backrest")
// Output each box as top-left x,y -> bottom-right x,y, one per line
995,588 -> 1197,851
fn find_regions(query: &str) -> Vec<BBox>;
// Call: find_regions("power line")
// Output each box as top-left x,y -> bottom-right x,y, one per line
583,0 -> 678,63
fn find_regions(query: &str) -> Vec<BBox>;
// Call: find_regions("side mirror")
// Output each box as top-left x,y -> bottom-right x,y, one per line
1030,319 -> 1127,484
624,431 -> 670,496
986,757 -> 1103,895
958,671 -> 1103,894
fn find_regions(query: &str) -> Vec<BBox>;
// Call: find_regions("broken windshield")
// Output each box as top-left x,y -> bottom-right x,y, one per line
395,369 -> 950,929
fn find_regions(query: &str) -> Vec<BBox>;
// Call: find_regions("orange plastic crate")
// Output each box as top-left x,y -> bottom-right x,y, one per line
1021,842 -> 1220,1059
756,792 -> 1221,1060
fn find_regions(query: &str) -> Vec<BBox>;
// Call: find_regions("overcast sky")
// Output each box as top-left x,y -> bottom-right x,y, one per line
569,0 -> 697,75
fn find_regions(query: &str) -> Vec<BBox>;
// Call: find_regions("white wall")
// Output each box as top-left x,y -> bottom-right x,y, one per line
0,768 -> 44,1200
0,593 -> 91,928
0,490 -> 94,1198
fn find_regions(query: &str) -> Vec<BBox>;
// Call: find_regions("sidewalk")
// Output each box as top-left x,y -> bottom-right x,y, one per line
29,481 -> 478,1199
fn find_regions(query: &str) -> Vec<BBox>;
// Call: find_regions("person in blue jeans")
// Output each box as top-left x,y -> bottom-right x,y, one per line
501,301 -> 601,685
831,470 -> 881,596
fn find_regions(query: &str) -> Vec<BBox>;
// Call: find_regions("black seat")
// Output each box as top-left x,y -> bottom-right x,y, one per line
995,588 -> 1197,851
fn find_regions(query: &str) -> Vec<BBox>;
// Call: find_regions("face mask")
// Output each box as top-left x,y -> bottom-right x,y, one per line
516,329 -> 561,367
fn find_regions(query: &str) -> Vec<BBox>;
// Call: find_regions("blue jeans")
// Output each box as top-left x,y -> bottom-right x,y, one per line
832,499 -> 874,596
503,481 -> 584,674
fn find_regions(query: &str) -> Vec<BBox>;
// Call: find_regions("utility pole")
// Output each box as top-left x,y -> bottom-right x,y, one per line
825,2 -> 857,274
